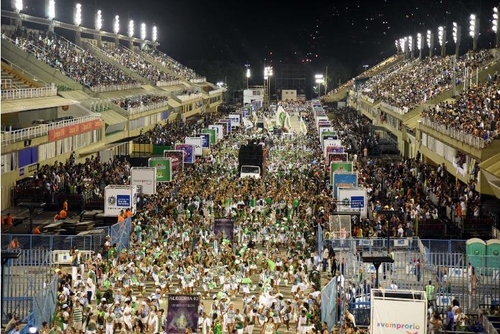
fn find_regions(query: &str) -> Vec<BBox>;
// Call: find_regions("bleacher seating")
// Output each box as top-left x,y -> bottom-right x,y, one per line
1,62 -> 41,89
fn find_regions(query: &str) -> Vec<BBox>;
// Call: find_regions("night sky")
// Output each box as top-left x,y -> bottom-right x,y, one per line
3,0 -> 500,75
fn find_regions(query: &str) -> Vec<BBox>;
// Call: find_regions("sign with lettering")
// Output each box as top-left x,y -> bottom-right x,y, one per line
48,119 -> 102,141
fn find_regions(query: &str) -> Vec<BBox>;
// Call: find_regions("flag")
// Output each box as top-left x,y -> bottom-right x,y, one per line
276,106 -> 286,127
285,111 -> 292,130
300,117 -> 307,135
317,223 -> 324,261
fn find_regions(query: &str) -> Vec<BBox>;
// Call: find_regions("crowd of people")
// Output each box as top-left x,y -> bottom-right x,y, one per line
112,94 -> 169,112
421,76 -> 500,145
3,28 -> 139,91
145,49 -> 202,81
100,44 -> 177,84
359,50 -> 493,111
18,103 -> 491,334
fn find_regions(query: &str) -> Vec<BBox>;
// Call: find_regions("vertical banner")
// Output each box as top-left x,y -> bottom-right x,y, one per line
321,278 -> 338,330
164,150 -> 185,173
165,294 -> 201,334
209,124 -> 224,140
214,218 -> 234,242
201,129 -> 217,145
175,144 -> 195,164
198,133 -> 210,148
130,167 -> 157,194
332,172 -> 358,198
185,137 -> 203,156
148,157 -> 172,182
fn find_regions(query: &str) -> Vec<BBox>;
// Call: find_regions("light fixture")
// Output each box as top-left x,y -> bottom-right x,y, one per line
264,66 -> 273,80
438,26 -> 444,46
28,326 -> 37,334
140,23 -> 146,40
452,22 -> 458,43
493,7 -> 498,33
128,20 -> 134,38
113,15 -> 120,34
315,74 -> 324,84
426,30 -> 432,48
152,25 -> 157,42
246,68 -> 251,78
95,10 -> 102,31
395,39 -> 399,51
407,36 -> 413,52
74,3 -> 82,26
14,0 -> 22,13
469,14 -> 476,37
47,0 -> 55,20
417,33 -> 422,50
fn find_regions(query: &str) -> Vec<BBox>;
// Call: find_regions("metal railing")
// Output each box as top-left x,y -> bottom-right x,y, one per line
380,101 -> 405,115
1,83 -> 57,100
1,114 -> 102,146
89,82 -> 142,93
157,79 -> 182,87
177,92 -> 203,101
190,77 -> 206,83
126,99 -> 170,115
421,117 -> 487,149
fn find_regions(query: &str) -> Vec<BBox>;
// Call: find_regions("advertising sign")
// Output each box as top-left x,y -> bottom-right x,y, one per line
48,119 -> 102,141
104,185 -> 138,217
214,218 -> 235,242
328,152 -> 348,164
324,140 -> 343,157
371,289 -> 427,334
209,124 -> 224,140
217,119 -> 231,134
229,113 -> 241,127
163,150 -> 184,173
148,158 -> 172,182
198,133 -> 210,148
201,128 -> 217,145
185,137 -> 203,156
130,167 -> 157,195
165,294 -> 201,334
321,131 -> 338,146
332,172 -> 358,198
337,187 -> 367,218
175,144 -> 195,164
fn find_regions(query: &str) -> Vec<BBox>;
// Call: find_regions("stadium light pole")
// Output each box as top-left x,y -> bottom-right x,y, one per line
438,26 -> 447,56
264,66 -> 273,107
245,64 -> 251,89
453,22 -> 461,57
152,25 -> 158,49
395,39 -> 400,54
128,19 -> 134,48
427,30 -> 434,57
408,35 -> 414,59
469,14 -> 479,51
113,15 -> 120,46
140,22 -> 146,49
46,0 -> 55,32
399,38 -> 407,59
315,74 -> 324,98
13,0 -> 23,28
74,3 -> 82,46
94,9 -> 102,47
493,7 -> 499,48
417,33 -> 423,60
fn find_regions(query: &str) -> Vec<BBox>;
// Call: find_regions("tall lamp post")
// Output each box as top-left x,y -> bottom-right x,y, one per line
46,0 -> 55,32
453,22 -> 461,57
438,26 -> 446,56
493,7 -> 499,48
470,14 -> 479,51
417,33 -> 423,60
315,74 -> 324,98
427,30 -> 434,57
245,64 -> 251,89
264,66 -> 273,107
408,35 -> 414,59
73,3 -> 82,46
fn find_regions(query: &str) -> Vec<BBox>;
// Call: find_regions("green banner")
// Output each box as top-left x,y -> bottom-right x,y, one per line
330,162 -> 353,184
148,158 -> 172,182
152,145 -> 174,156
201,129 -> 217,145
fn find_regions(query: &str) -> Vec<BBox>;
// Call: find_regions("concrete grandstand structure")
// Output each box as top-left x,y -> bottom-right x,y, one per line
325,49 -> 500,224
1,10 -> 225,211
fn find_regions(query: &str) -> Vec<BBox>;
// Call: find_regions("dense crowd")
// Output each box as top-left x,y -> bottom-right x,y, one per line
144,49 -> 202,81
3,28 -> 138,90
422,77 -> 500,144
112,94 -> 169,112
100,44 -> 177,84
359,50 -> 493,111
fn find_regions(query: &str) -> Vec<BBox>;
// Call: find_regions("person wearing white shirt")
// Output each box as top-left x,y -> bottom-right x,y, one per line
389,281 -> 398,290
201,311 -> 212,334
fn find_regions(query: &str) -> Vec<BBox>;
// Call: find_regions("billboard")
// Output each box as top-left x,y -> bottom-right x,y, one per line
229,113 -> 241,127
165,294 -> 201,334
164,150 -> 184,173
130,167 -> 157,195
175,144 -> 195,164
371,289 -> 427,334
201,128 -> 217,145
209,124 -> 224,140
337,187 -> 367,218
217,119 -> 231,134
104,185 -> 138,217
148,157 -> 172,182
198,133 -> 210,148
332,172 -> 358,198
330,162 -> 353,174
185,137 -> 203,156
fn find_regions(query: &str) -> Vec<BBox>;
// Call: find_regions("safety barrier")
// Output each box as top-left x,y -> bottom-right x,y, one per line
127,100 -> 170,115
89,83 -> 142,93
421,116 -> 487,149
1,83 -> 57,100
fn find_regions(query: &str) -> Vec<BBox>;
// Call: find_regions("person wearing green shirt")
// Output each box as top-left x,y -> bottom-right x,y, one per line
425,280 -> 435,306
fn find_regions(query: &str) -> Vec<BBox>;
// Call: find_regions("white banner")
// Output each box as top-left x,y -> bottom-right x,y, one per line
209,124 -> 224,140
229,113 -> 241,127
337,187 -> 367,218
104,185 -> 138,217
371,290 -> 427,334
323,139 -> 342,152
185,137 -> 203,156
130,167 -> 156,195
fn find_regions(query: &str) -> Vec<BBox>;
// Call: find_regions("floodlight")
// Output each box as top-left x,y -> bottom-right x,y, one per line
452,22 -> 458,43
47,0 -> 55,20
493,7 -> 498,33
408,36 -> 413,51
246,68 -> 251,78
417,33 -> 422,50
95,10 -> 102,31
438,26 -> 444,46
427,30 -> 432,48
14,0 -> 22,12
74,3 -> 82,26
128,20 -> 134,37
469,14 -> 476,37
315,74 -> 324,84
113,15 -> 120,34
152,25 -> 157,42
140,23 -> 146,40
